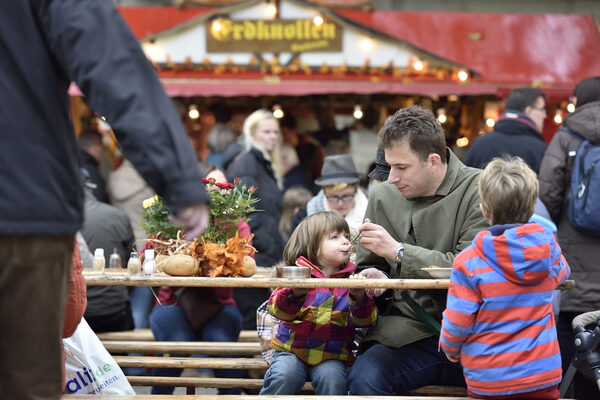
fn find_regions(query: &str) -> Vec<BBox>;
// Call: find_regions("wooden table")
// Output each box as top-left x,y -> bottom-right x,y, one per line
83,269 -> 575,290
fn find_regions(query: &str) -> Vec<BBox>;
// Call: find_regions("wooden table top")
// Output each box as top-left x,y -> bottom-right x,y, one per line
83,269 -> 575,291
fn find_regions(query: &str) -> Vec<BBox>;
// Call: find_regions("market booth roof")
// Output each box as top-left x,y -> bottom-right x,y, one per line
337,10 -> 600,88
71,1 -> 600,100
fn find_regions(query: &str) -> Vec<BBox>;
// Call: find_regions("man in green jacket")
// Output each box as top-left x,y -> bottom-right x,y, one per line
348,106 -> 489,395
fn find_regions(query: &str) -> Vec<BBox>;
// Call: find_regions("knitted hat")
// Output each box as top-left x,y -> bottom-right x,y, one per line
368,147 -> 390,182
314,155 -> 360,186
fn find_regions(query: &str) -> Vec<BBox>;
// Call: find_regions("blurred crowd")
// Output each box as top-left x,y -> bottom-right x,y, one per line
77,77 -> 600,398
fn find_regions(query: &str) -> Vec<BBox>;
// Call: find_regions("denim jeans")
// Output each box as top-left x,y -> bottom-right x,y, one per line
347,336 -> 465,395
260,351 -> 347,395
130,286 -> 155,329
149,303 -> 243,394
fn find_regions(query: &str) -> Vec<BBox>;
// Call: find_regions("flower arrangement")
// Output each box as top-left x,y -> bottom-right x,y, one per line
140,178 -> 258,277
201,177 -> 258,246
141,195 -> 179,240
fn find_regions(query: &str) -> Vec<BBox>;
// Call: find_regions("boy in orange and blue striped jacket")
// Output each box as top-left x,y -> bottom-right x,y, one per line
441,157 -> 570,399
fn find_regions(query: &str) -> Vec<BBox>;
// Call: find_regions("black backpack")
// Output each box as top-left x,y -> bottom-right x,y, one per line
564,128 -> 600,237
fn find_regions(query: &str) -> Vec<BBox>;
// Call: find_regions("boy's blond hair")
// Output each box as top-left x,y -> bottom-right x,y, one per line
479,157 -> 538,225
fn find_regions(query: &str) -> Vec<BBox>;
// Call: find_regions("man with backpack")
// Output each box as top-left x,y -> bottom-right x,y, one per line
539,76 -> 600,399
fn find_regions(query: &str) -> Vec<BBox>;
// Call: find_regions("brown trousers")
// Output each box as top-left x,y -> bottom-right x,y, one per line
0,236 -> 73,400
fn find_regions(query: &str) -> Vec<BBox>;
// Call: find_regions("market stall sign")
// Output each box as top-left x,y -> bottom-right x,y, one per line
207,19 -> 342,53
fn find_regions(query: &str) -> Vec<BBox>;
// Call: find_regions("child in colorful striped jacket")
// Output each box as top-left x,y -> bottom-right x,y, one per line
260,211 -> 378,395
441,157 -> 570,399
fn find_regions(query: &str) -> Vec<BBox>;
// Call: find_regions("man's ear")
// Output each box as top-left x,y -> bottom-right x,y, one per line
428,153 -> 442,170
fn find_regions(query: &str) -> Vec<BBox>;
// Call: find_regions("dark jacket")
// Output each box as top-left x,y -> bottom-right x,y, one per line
222,142 -> 245,177
79,150 -> 109,203
464,111 -> 547,174
80,191 -> 134,317
538,101 -> 600,312
227,147 -> 284,267
0,0 -> 208,237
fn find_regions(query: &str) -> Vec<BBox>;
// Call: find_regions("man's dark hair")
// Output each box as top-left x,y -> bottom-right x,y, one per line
378,106 -> 446,163
197,162 -> 220,179
361,106 -> 379,130
209,103 -> 232,123
280,113 -> 297,130
78,129 -> 102,151
574,77 -> 600,108
505,87 -> 546,112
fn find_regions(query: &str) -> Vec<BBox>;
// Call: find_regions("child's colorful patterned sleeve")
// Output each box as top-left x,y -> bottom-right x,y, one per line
266,288 -> 304,321
349,293 -> 378,327
440,256 -> 480,357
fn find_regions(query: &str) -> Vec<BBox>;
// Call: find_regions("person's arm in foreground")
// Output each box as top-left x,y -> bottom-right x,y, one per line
39,0 -> 209,238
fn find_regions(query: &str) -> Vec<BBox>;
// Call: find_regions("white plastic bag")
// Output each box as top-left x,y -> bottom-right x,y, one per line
63,318 -> 135,395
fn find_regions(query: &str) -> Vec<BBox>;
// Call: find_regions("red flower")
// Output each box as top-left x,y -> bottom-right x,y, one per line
216,183 -> 235,190
234,177 -> 241,186
249,186 -> 256,193
202,178 -> 211,184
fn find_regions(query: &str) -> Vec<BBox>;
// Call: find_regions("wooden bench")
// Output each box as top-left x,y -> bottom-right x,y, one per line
97,329 -> 257,342
62,395 -> 575,400
100,339 -> 468,397
102,340 -> 262,356
63,395 -> 474,400
112,356 -> 468,396
98,340 -> 466,396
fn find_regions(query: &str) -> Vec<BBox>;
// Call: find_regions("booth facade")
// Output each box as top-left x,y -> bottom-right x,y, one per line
72,0 -> 600,159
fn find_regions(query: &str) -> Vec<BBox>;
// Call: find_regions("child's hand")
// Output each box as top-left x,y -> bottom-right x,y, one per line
292,287 -> 309,298
349,274 -> 366,300
445,353 -> 460,363
357,268 -> 388,297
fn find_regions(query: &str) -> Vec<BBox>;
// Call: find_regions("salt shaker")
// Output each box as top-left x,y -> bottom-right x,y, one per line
143,249 -> 156,276
93,248 -> 105,272
127,252 -> 141,275
109,248 -> 122,269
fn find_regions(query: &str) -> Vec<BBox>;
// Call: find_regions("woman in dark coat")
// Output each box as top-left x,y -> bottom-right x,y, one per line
538,77 -> 600,398
227,109 -> 284,329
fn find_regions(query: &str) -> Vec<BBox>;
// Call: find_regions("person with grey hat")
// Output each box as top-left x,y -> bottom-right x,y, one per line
306,155 -> 369,235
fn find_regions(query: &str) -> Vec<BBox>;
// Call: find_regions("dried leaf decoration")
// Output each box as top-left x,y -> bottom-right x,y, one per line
198,233 -> 256,277
140,176 -> 258,277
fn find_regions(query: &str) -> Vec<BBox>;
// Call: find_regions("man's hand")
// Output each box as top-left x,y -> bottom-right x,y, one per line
170,203 -> 210,241
357,268 -> 388,297
359,218 -> 401,260
445,353 -> 460,363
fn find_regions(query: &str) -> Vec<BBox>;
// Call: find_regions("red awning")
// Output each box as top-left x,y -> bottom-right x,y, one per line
72,7 -> 599,99
118,7 -> 213,39
160,77 -> 499,97
338,10 -> 600,87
